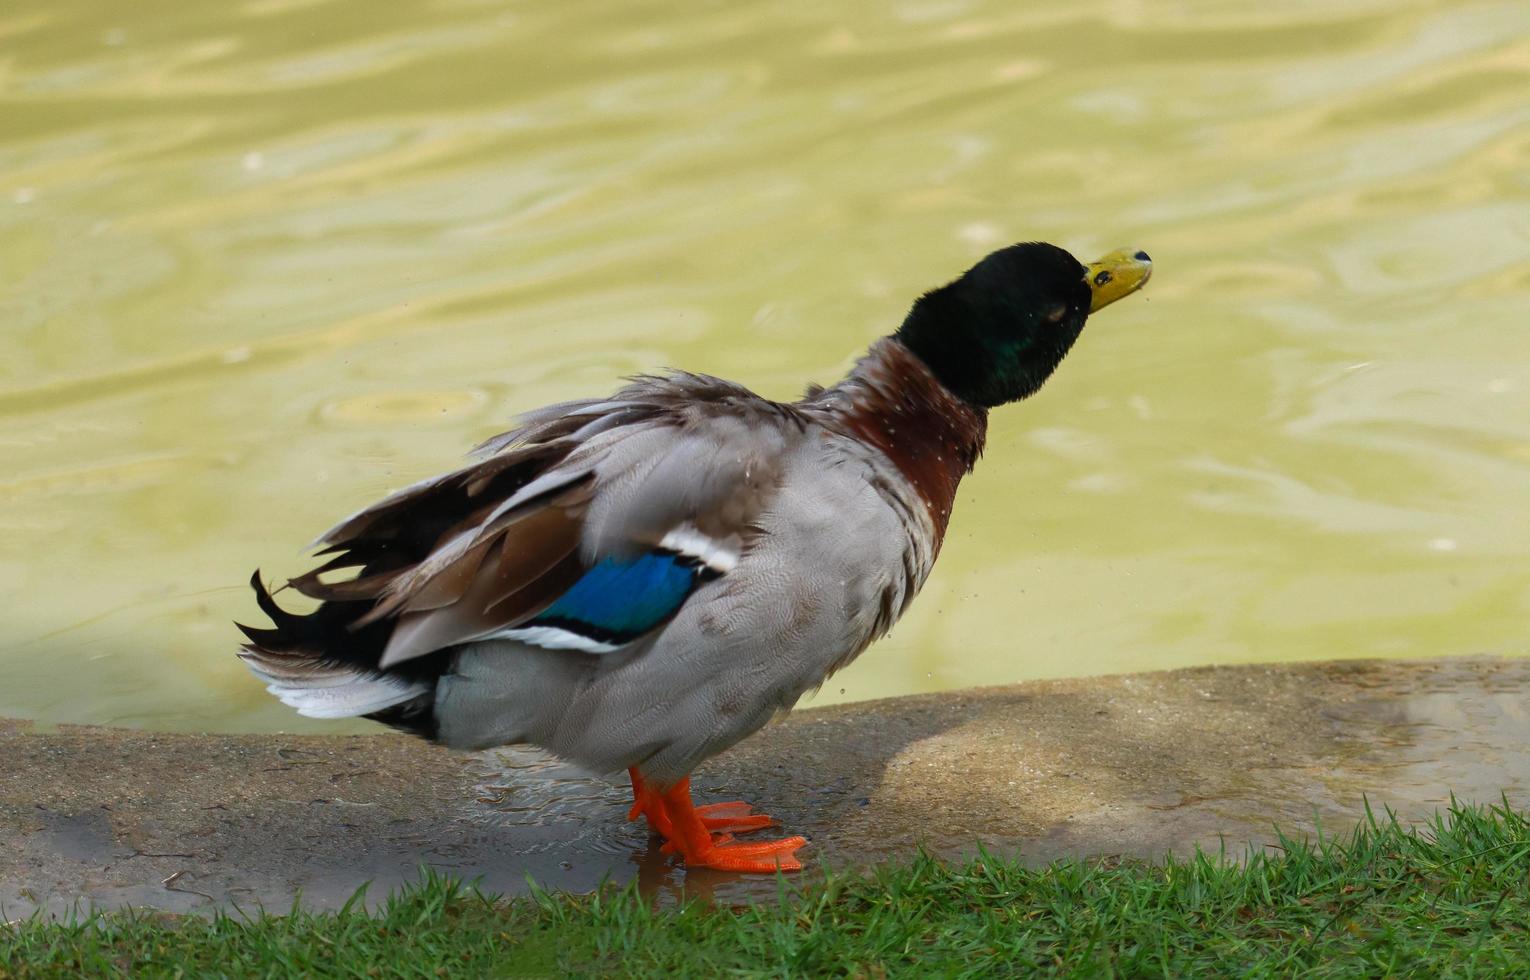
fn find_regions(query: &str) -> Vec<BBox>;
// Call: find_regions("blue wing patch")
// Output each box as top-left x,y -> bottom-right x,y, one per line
530,551 -> 704,645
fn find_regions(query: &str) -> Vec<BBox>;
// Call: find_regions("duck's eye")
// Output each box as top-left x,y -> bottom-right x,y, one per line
1044,302 -> 1068,323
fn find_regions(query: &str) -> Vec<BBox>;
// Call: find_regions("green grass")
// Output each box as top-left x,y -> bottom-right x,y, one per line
4,800 -> 1529,978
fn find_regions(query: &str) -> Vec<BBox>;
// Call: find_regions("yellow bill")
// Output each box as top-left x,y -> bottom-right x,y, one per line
1086,248 -> 1153,313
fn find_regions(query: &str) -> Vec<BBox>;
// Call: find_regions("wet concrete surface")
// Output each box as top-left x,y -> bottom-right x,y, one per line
3,656 -> 1528,917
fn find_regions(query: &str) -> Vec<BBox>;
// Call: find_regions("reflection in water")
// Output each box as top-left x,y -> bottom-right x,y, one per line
1,0 -> 1528,731
461,746 -> 787,906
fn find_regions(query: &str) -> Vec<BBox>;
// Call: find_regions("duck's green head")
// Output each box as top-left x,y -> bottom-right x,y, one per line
895,242 -> 1151,408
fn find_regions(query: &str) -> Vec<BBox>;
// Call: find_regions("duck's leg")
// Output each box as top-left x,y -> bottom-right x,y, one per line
655,777 -> 807,873
627,767 -> 673,836
628,768 -> 773,835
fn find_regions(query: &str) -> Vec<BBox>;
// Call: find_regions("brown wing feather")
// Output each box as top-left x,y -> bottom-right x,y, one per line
240,430 -> 593,682
366,478 -> 592,666
315,441 -> 568,547
240,371 -> 790,690
379,550 -> 586,667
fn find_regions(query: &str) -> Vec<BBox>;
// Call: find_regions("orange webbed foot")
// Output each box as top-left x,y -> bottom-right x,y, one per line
695,801 -> 777,834
690,834 -> 808,873
627,771 -> 808,874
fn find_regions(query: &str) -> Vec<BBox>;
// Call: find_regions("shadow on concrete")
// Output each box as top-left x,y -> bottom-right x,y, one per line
3,656 -> 1528,916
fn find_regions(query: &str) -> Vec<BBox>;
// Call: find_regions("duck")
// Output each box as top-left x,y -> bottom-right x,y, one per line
237,241 -> 1152,873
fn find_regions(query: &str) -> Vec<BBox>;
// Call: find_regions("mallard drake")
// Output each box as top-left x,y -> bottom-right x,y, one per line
238,242 -> 1151,873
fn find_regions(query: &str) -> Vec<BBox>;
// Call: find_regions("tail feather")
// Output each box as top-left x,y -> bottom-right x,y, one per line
239,647 -> 429,719
235,431 -> 573,737
237,571 -> 442,735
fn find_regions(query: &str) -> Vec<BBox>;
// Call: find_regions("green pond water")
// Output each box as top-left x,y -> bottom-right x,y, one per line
2,0 -> 1528,733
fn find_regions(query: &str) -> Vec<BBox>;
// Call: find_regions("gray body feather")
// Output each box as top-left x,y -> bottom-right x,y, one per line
435,414 -> 932,782
240,341 -> 961,785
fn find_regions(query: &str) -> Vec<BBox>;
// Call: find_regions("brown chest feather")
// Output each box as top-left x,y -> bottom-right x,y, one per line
822,341 -> 987,544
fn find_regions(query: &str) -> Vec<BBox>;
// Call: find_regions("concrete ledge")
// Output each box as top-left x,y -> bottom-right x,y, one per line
3,656 -> 1528,915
